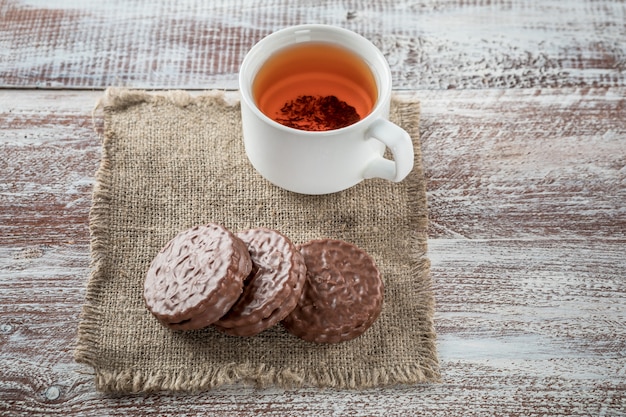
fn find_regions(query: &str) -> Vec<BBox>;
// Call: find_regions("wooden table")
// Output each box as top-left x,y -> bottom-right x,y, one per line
1,1 -> 624,415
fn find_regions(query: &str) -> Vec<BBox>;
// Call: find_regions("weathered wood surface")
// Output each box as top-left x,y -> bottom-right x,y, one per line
1,0 -> 625,415
1,89 -> 624,415
1,0 -> 625,90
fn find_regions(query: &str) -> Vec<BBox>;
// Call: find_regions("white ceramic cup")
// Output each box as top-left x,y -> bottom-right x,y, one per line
239,24 -> 414,195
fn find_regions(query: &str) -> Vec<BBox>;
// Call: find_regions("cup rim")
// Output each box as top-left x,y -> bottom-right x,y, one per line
239,24 -> 392,136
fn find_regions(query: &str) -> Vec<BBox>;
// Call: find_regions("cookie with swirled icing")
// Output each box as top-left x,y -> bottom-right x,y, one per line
282,239 -> 384,343
143,223 -> 251,331
214,228 -> 306,336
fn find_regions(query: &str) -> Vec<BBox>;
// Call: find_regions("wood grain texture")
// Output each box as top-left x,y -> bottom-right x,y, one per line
0,90 -> 101,246
1,1 -> 625,414
1,0 -> 625,89
1,89 -> 624,415
420,87 -> 626,239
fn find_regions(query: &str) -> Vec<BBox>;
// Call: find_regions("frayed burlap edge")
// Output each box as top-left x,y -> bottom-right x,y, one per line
75,88 -> 439,393
91,363 -> 436,394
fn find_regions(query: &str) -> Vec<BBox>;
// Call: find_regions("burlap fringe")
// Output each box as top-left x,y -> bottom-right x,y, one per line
75,90 -> 116,369
75,88 -> 440,392
92,87 -> 240,112
92,362 -> 438,393
395,97 -> 441,385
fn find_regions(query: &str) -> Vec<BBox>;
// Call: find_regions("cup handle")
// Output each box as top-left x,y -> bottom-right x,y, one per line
363,119 -> 414,182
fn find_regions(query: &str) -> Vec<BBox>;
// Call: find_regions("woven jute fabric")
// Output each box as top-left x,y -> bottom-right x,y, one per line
75,88 -> 439,393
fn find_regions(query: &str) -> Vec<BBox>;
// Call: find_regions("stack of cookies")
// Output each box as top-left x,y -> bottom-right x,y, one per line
144,223 -> 384,344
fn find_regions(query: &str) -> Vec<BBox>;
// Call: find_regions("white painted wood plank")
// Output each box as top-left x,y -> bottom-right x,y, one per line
0,90 -> 102,245
417,88 -> 626,239
1,0 -> 624,89
2,88 -> 624,242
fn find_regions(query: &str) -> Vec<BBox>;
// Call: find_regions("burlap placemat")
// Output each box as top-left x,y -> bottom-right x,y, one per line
75,88 -> 439,393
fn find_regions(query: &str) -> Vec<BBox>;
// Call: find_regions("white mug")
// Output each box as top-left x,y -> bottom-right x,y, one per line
239,24 -> 414,195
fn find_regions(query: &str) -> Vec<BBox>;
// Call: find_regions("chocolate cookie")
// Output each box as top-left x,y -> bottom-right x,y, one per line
213,228 -> 306,336
282,239 -> 384,344
143,223 -> 252,331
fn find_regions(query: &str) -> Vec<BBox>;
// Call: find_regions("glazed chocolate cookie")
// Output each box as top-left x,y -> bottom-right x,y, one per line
213,228 -> 306,336
144,223 -> 252,331
282,239 -> 384,344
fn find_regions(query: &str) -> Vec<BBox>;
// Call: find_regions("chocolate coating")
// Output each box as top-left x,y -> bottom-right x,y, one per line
213,228 -> 306,336
282,239 -> 384,344
143,223 -> 251,330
